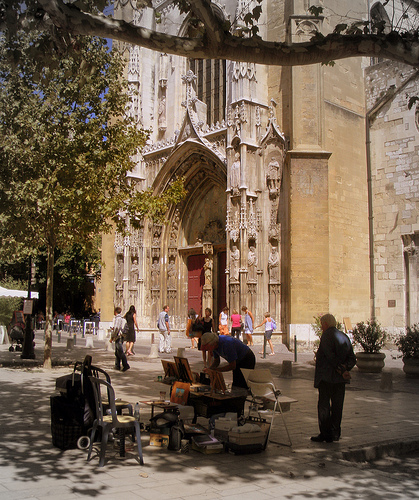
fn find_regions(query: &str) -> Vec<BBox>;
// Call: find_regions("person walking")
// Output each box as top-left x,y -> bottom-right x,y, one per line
230,309 -> 242,339
185,308 -> 202,349
201,308 -> 214,367
311,313 -> 356,443
158,305 -> 171,353
241,306 -> 254,346
218,307 -> 229,335
255,312 -> 276,355
109,307 -> 130,372
124,305 -> 138,356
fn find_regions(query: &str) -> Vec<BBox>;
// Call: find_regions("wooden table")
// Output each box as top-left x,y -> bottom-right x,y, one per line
188,391 -> 247,422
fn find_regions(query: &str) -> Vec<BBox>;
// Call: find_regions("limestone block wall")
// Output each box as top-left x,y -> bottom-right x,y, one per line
323,58 -> 370,325
365,61 -> 419,333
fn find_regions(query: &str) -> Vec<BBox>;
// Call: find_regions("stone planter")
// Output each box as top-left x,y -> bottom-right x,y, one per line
402,358 -> 419,378
356,352 -> 386,373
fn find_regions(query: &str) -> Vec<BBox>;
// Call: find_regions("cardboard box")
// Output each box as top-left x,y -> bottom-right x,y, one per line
214,418 -> 237,442
191,441 -> 224,454
191,434 -> 224,454
149,433 -> 169,447
228,429 -> 267,446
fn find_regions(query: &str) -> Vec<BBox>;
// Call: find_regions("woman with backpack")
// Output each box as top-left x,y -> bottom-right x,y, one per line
255,312 -> 276,355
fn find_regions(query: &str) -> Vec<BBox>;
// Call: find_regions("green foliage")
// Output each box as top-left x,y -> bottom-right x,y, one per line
396,325 -> 419,360
0,30 -> 147,261
352,320 -> 387,353
408,96 -> 419,110
0,277 -> 25,326
35,242 -> 101,316
312,315 -> 343,338
125,177 -> 186,230
308,6 -> 324,18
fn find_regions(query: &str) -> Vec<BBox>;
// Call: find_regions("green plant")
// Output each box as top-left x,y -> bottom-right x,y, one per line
0,277 -> 25,327
396,325 -> 419,360
352,320 -> 387,353
312,315 -> 344,338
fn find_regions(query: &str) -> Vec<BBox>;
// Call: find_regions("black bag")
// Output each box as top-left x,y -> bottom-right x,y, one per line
168,419 -> 185,451
50,395 -> 84,450
122,322 -> 130,337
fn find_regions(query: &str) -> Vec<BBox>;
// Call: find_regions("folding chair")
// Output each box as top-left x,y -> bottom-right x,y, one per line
241,368 -> 295,447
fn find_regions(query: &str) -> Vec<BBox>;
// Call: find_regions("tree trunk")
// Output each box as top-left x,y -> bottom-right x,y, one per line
43,244 -> 54,369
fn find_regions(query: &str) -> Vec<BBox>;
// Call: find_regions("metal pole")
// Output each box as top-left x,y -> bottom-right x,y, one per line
294,335 -> 297,363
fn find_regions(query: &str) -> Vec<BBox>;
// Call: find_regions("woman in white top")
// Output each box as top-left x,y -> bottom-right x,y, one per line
219,307 -> 229,335
255,312 -> 275,355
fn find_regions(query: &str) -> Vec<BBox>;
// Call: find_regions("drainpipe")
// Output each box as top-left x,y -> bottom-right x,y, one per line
365,71 -> 419,320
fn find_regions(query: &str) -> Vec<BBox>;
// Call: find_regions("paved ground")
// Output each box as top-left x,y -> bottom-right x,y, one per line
1,330 -> 419,499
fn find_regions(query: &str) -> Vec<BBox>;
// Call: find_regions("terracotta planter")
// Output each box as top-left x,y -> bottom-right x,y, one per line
402,358 -> 419,378
356,352 -> 386,373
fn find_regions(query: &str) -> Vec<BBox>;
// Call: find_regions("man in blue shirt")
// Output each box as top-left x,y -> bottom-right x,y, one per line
201,332 -> 255,389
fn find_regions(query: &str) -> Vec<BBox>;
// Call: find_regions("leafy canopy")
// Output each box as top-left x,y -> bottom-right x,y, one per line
0,28 -> 184,260
9,0 -> 419,68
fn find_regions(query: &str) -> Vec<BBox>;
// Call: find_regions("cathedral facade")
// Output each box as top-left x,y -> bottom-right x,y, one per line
99,0 -> 371,343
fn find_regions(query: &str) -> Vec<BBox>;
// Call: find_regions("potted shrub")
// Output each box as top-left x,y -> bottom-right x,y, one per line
396,324 -> 419,378
353,320 -> 387,373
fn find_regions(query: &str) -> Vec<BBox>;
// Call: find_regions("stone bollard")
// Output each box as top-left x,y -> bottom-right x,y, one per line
85,335 -> 94,348
149,344 -> 159,358
281,360 -> 293,378
177,347 -> 186,358
106,339 -> 114,352
380,371 -> 393,392
66,338 -> 74,349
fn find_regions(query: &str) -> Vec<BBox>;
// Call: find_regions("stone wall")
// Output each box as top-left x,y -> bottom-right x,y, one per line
365,61 -> 419,333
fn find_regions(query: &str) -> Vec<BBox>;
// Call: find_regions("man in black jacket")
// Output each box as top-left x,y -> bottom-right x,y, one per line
311,314 -> 356,443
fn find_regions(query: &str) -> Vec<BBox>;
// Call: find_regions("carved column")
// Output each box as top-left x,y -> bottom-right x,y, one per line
403,235 -> 418,326
202,243 -> 213,313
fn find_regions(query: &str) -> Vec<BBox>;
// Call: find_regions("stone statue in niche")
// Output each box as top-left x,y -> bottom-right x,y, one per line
130,258 -> 139,286
167,260 -> 176,289
204,256 -> 213,286
151,259 -> 160,289
268,246 -> 279,282
266,157 -> 281,194
116,255 -> 124,288
230,245 -> 240,282
158,96 -> 167,130
230,152 -> 240,196
247,245 -> 258,282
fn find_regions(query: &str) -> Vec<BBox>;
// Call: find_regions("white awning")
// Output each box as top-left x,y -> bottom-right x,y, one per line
0,286 -> 39,299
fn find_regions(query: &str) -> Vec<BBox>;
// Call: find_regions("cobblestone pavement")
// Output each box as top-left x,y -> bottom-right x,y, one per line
1,331 -> 419,499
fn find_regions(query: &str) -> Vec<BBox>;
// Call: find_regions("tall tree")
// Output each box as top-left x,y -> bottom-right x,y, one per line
0,29 -> 185,367
5,0 -> 419,68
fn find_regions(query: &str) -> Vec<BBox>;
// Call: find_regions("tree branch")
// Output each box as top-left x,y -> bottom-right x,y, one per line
188,0 -> 226,46
37,0 -> 419,67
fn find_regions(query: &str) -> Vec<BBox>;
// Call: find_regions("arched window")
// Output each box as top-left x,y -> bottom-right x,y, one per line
189,58 -> 226,126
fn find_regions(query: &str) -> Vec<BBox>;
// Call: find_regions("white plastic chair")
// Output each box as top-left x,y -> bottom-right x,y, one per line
241,368 -> 295,447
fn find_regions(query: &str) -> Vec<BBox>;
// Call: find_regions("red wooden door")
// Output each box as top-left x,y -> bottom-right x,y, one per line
188,254 -> 205,315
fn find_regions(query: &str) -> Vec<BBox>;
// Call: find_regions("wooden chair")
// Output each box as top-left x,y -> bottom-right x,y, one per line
87,376 -> 144,467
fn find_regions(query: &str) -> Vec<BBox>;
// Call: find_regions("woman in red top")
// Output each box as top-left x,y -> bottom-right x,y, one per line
230,310 -> 242,340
